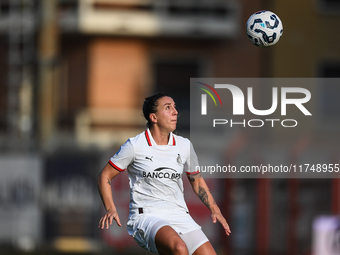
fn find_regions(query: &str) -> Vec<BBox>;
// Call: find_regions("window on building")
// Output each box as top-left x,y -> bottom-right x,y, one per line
153,58 -> 205,132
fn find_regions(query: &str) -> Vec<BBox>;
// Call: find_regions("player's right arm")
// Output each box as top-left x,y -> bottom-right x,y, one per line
97,163 -> 122,229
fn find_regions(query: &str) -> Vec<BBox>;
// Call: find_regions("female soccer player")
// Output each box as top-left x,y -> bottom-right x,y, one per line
98,93 -> 231,255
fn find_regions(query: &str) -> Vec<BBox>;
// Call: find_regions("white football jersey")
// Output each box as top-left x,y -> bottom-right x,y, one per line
109,129 -> 200,214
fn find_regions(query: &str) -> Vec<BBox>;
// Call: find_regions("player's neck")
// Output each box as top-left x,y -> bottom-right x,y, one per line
149,127 -> 170,145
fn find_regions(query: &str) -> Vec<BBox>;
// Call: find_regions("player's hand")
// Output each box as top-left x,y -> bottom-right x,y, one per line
98,208 -> 122,229
212,212 -> 231,236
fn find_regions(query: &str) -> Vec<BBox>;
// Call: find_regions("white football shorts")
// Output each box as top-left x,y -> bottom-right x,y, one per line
127,209 -> 209,254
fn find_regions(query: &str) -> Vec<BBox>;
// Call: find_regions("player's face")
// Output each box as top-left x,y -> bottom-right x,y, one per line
153,96 -> 178,132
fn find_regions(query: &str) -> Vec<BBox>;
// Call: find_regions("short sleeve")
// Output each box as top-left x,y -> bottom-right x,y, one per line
109,139 -> 134,172
184,141 -> 200,175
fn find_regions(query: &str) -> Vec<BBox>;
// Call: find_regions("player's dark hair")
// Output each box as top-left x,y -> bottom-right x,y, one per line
143,93 -> 167,127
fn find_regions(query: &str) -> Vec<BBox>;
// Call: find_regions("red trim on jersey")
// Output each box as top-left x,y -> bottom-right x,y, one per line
109,160 -> 126,172
186,170 -> 200,175
145,130 -> 176,146
145,130 -> 152,146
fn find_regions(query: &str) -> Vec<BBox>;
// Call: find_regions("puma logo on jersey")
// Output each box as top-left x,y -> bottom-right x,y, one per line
145,156 -> 153,162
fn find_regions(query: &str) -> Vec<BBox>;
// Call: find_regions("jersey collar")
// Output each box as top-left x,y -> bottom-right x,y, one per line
145,129 -> 176,146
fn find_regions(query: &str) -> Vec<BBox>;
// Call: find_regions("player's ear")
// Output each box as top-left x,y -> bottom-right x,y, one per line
149,113 -> 157,124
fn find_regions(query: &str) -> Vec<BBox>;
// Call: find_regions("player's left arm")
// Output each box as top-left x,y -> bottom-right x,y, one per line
187,173 -> 231,236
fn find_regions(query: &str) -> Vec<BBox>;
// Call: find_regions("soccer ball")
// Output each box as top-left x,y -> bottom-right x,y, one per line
246,10 -> 283,47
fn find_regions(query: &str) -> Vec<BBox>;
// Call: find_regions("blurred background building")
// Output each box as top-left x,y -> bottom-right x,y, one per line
0,0 -> 340,255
